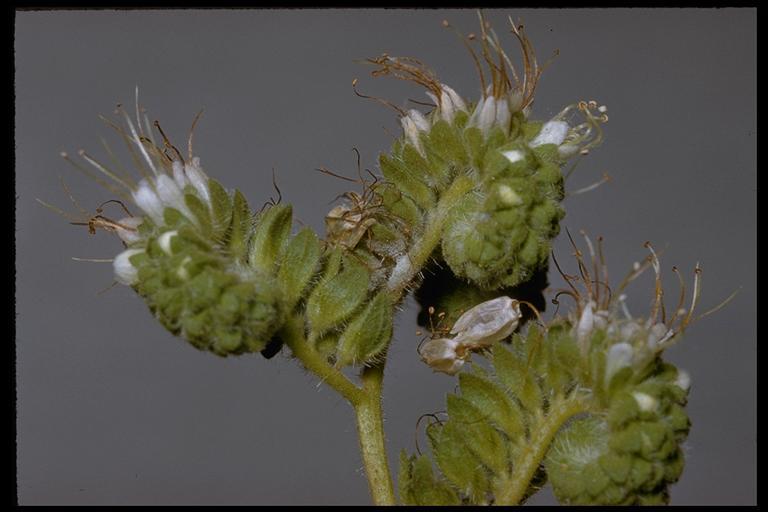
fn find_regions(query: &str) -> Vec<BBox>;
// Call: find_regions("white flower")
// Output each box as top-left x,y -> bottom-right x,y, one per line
469,96 -> 498,133
172,160 -> 189,190
426,84 -> 468,123
530,120 -> 570,147
184,157 -> 210,205
132,180 -> 165,224
419,337 -> 464,375
156,175 -> 191,218
576,301 -> 596,343
113,248 -> 144,285
451,296 -> 521,348
401,109 -> 430,154
647,322 -> 674,349
115,216 -> 144,245
605,342 -> 634,385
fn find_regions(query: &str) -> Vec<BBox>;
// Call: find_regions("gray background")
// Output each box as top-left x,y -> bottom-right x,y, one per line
15,9 -> 756,505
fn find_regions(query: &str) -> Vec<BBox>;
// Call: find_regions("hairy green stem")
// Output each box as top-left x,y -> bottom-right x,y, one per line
386,175 -> 475,300
354,365 -> 397,505
286,176 -> 477,505
494,397 -> 587,506
281,315 -> 363,404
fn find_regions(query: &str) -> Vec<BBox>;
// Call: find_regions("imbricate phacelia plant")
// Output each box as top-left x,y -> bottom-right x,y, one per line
43,14 -> 728,505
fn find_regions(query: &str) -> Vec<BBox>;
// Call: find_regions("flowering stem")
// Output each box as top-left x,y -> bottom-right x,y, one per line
281,315 -> 395,503
281,314 -> 363,404
386,175 -> 475,300
354,365 -> 396,505
493,397 -> 588,506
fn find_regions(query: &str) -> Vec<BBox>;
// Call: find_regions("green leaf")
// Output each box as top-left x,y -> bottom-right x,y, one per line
492,343 -> 541,414
426,119 -> 467,169
427,421 -> 491,503
247,203 -> 293,273
276,227 -> 321,311
379,153 -> 436,210
399,452 -> 462,506
459,372 -> 525,441
335,292 -> 392,367
185,193 -> 213,237
446,394 -> 509,475
305,257 -> 370,335
207,178 -> 233,237
226,189 -> 252,259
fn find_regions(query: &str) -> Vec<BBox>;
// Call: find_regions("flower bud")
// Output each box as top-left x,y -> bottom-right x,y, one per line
419,337 -> 464,375
426,83 -> 468,123
450,296 -> 521,348
132,179 -> 165,224
113,248 -> 144,285
401,109 -> 430,154
605,342 -> 634,385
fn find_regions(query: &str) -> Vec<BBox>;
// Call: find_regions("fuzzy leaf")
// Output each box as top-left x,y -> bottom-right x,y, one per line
248,203 -> 293,273
459,372 -> 525,441
379,153 -> 436,210
446,394 -> 509,475
335,292 -> 392,366
207,178 -> 233,236
276,227 -> 321,311
226,189 -> 252,259
399,452 -> 461,506
305,257 -> 370,335
427,421 -> 491,503
185,193 -> 213,238
492,343 -> 541,414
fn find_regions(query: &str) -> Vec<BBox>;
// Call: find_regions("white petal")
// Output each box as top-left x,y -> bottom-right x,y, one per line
530,120 -> 570,147
450,296 -> 521,347
156,175 -> 186,212
172,160 -> 188,190
441,84 -> 467,113
605,342 -> 634,384
576,301 -> 596,342
158,230 -> 178,255
495,98 -> 510,131
113,248 -> 144,285
132,179 -> 164,224
647,322 -> 670,349
400,117 -> 418,152
475,96 -> 497,133
115,216 -> 144,244
407,109 -> 430,132
468,97 -> 486,128
419,337 -> 464,375
185,158 -> 210,204
558,144 -> 580,158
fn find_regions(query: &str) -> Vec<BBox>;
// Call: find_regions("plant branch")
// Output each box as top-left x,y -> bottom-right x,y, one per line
354,365 -> 397,505
494,396 -> 588,506
281,314 -> 364,405
386,175 -> 475,301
